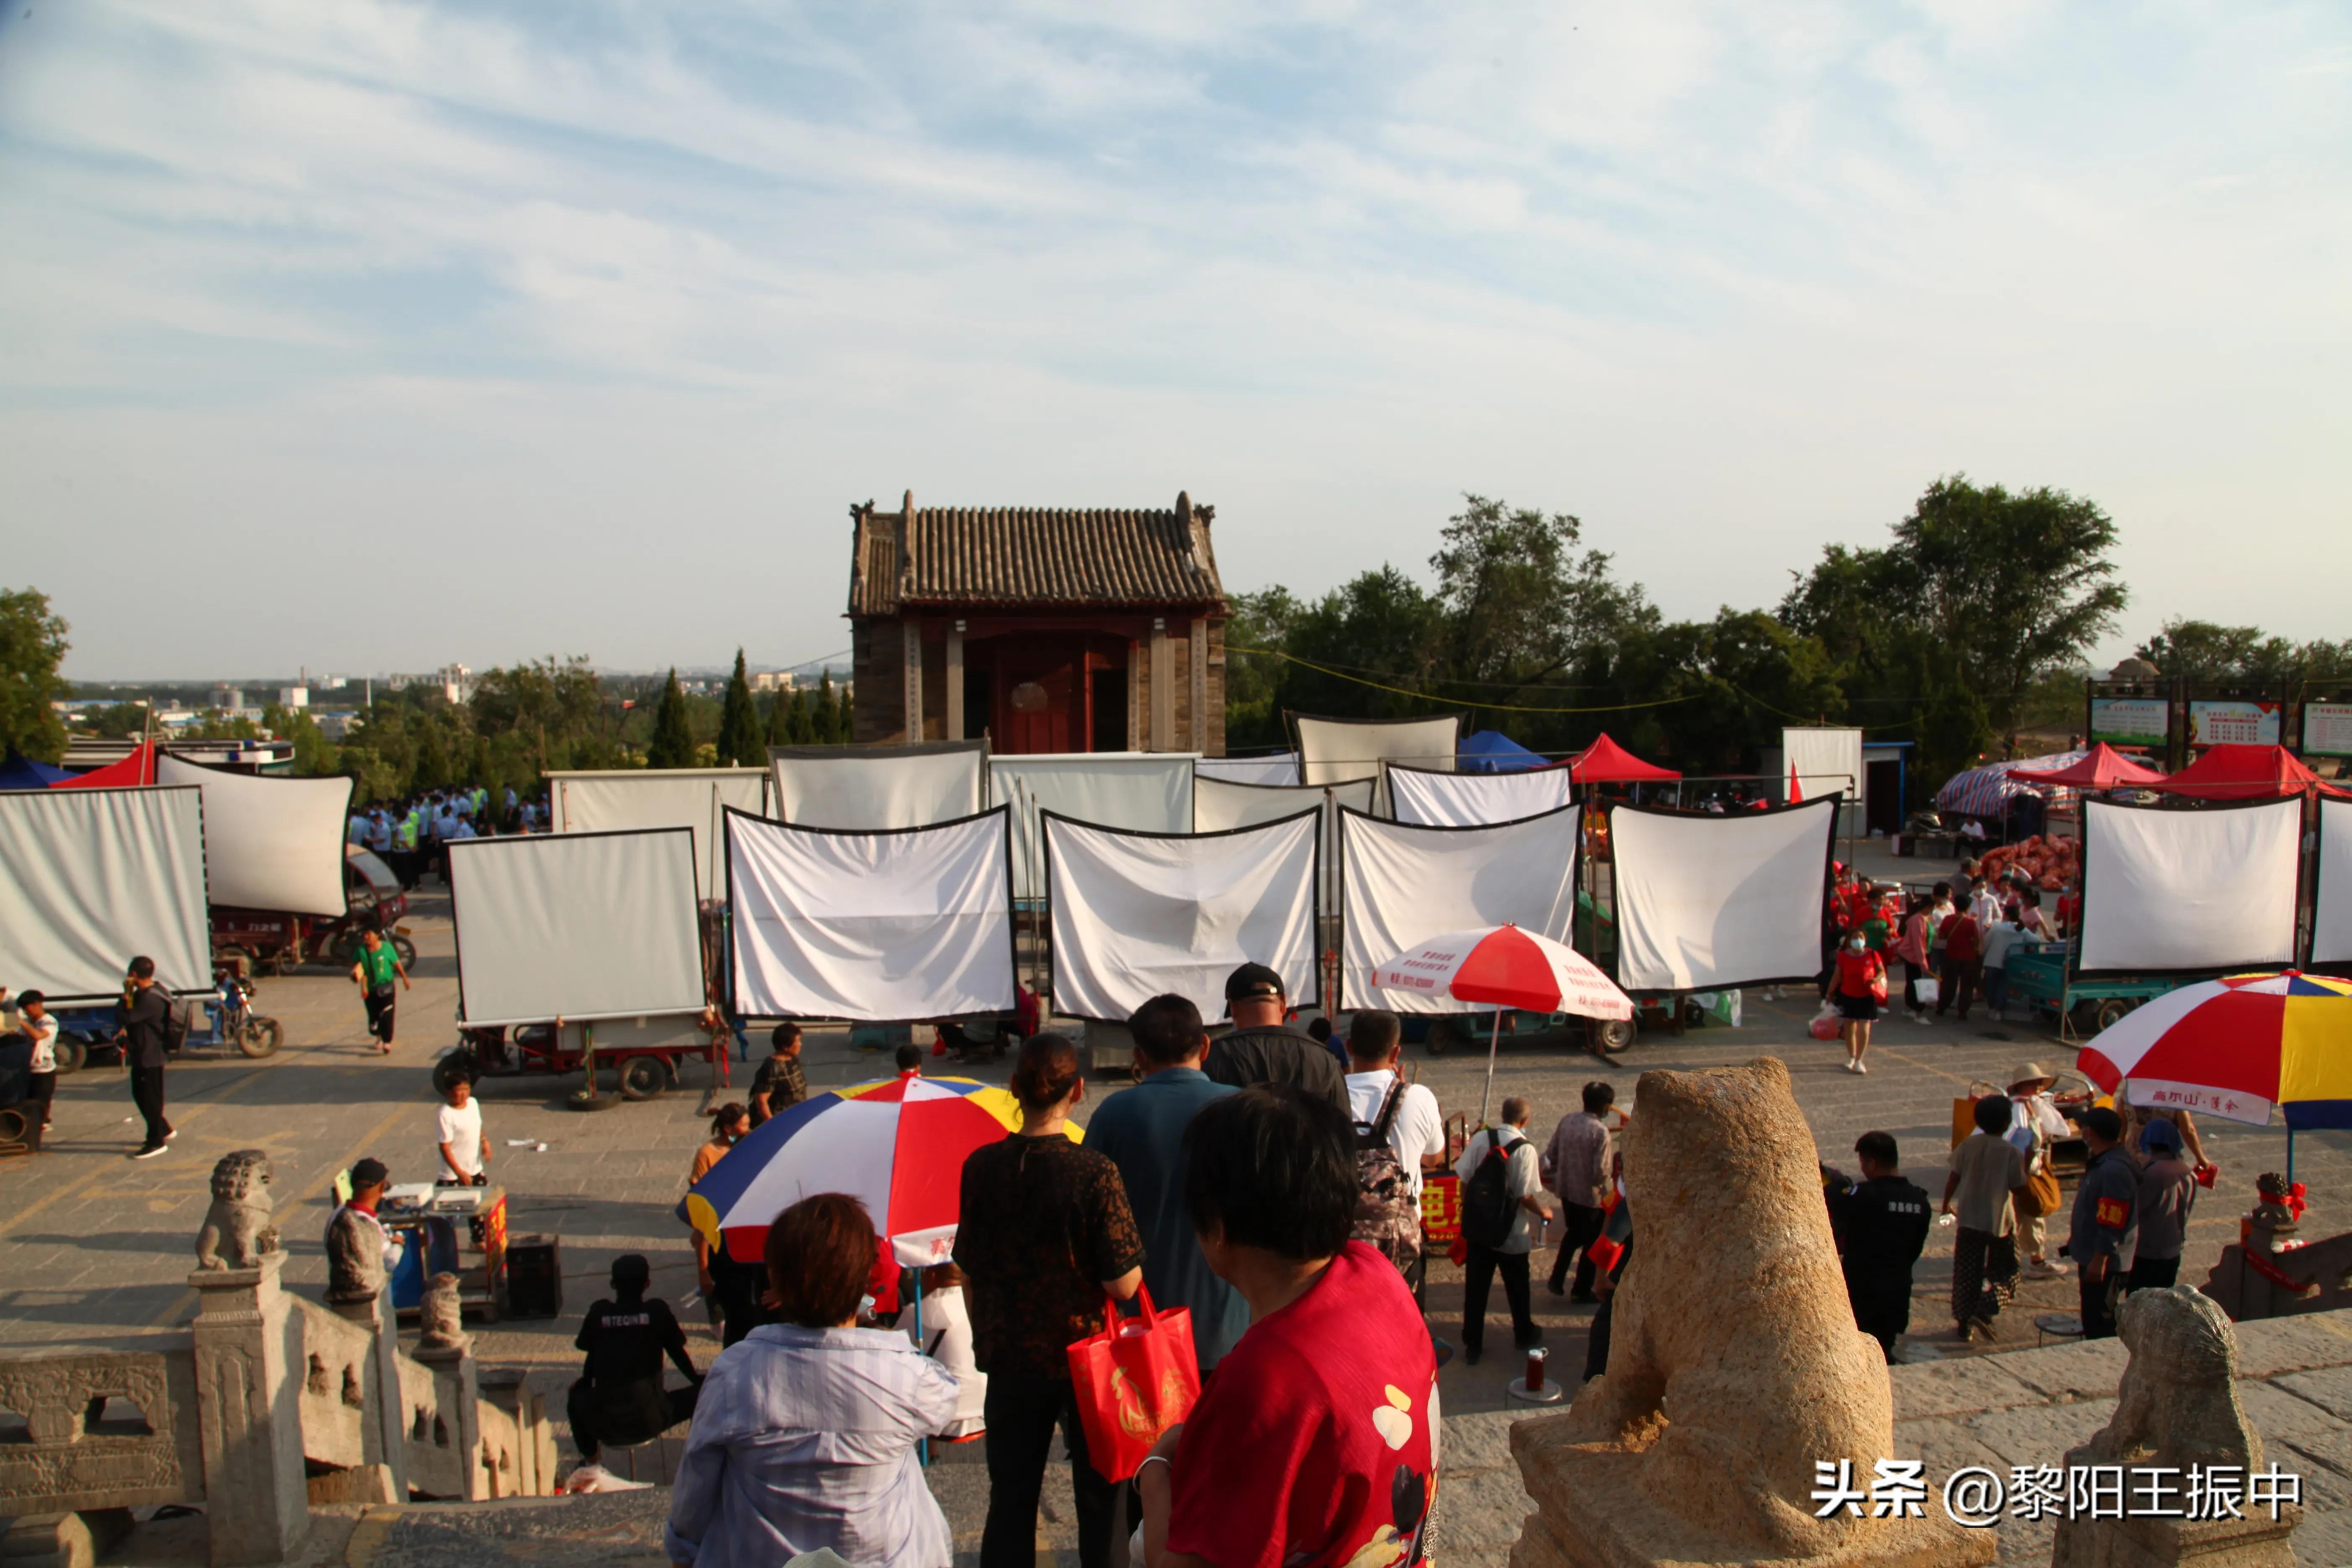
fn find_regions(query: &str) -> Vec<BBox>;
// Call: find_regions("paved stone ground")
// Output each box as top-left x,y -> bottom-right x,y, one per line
10,852 -> 2352,1563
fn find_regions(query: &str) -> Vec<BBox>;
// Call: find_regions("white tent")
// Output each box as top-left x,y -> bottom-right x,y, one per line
1782,727 -> 1862,805
990,753 -> 1196,899
449,828 -> 709,1027
1387,763 -> 1578,828
2314,798 -> 2352,968
2079,797 -> 2301,974
1296,714 -> 1460,788
550,768 -> 769,897
0,785 -> 211,1001
1337,806 -> 1578,1012
728,807 -> 1016,1021
1609,799 -> 1837,993
1193,775 -> 1372,912
1047,811 -> 1320,1022
768,743 -> 986,831
1195,753 -> 1300,787
157,755 -> 351,916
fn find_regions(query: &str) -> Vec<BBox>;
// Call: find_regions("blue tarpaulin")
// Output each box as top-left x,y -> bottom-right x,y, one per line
0,751 -> 72,790
1457,730 -> 1548,774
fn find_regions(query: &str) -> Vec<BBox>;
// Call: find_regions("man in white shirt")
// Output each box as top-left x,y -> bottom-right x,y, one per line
1980,915 -> 2025,1019
1453,1096 -> 1550,1365
1342,1010 -> 1446,1197
1968,878 -> 2002,928
436,1077 -> 490,1186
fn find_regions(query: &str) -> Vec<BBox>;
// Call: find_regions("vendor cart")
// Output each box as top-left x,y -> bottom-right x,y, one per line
382,1182 -> 508,1323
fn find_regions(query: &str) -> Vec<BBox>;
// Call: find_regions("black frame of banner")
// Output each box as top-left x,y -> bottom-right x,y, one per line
0,781 -> 211,1003
2312,797 -> 2352,980
1285,709 -> 1467,790
2073,795 -> 2308,982
446,824 -> 706,1027
1600,793 -> 1845,997
720,802 -> 1021,1026
1037,805 -> 1325,1023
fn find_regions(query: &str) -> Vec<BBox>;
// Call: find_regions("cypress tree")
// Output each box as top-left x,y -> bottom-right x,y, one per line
718,649 -> 763,767
766,688 -> 792,747
815,672 -> 843,744
647,668 -> 694,768
785,687 -> 812,744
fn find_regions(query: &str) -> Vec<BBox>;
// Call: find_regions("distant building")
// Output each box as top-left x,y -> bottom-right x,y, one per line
385,663 -> 475,703
276,687 -> 309,709
845,491 -> 1228,754
749,671 -> 796,694
209,685 -> 245,711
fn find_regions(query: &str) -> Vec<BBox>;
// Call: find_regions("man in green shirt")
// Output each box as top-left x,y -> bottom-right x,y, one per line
351,928 -> 411,1055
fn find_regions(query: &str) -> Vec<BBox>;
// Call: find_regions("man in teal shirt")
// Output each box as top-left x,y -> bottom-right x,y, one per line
1083,994 -> 1251,1373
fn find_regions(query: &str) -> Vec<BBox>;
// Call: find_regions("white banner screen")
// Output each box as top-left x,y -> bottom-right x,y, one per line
1388,763 -> 1578,827
156,756 -> 351,917
990,753 -> 1195,898
553,769 -> 769,895
1611,799 -> 1836,993
2314,799 -> 2352,967
1783,727 -> 1862,804
1195,775 -> 1372,912
450,829 -> 708,1027
1048,811 -> 1319,1023
769,744 -> 985,831
1338,807 -> 1578,1012
729,807 -> 1016,1021
1196,753 -> 1300,787
2079,798 -> 2301,974
0,786 -> 211,1001
1297,715 -> 1460,787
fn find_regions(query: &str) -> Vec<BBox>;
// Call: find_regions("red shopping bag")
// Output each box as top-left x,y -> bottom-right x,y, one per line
1065,1286 -> 1200,1482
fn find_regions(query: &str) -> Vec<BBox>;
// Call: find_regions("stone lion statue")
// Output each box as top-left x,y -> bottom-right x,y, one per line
417,1272 -> 468,1352
194,1149 -> 280,1270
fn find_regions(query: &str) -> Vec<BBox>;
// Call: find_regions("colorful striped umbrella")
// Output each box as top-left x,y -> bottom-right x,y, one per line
2075,972 -> 2352,1129
682,1074 -> 1078,1268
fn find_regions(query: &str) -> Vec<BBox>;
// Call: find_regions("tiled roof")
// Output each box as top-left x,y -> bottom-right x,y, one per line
847,491 -> 1225,616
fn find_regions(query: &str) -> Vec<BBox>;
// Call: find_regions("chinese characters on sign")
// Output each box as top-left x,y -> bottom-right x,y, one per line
1811,1460 -> 2300,1527
2190,700 -> 2282,748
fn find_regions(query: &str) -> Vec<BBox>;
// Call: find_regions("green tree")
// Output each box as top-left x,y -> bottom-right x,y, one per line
786,689 -> 815,745
718,649 -> 764,767
1222,588 -> 1302,751
0,588 -> 71,762
812,672 -> 846,744
2135,619 -> 2352,689
646,668 -> 694,768
471,656 -> 613,776
83,701 -> 153,740
262,703 -> 338,776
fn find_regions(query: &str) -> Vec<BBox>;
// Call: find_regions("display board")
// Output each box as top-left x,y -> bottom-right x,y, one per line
2304,703 -> 2352,759
2315,799 -> 2352,968
2078,797 -> 2301,975
1296,714 -> 1461,788
1782,727 -> 1862,804
1194,775 -> 1371,912
989,753 -> 1195,898
2190,701 -> 2282,748
768,742 -> 986,831
2089,698 -> 2171,747
1047,810 -> 1319,1023
157,755 -> 351,917
1195,753 -> 1300,787
550,769 -> 768,898
1609,798 -> 1837,993
0,785 -> 211,1002
728,807 -> 1016,1021
1337,805 -> 1578,1012
449,829 -> 709,1027
1387,763 -> 1578,827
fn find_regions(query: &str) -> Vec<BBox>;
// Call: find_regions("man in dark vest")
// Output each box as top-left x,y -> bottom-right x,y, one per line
1202,962 -> 1348,1114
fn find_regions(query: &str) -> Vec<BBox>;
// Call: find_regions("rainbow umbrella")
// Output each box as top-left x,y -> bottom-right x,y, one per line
682,1074 -> 1079,1268
2076,972 -> 2352,1133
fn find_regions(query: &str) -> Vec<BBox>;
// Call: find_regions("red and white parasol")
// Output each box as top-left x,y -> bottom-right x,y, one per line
1372,925 -> 1632,1123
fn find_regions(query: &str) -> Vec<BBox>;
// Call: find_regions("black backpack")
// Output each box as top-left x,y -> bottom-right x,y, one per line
1460,1127 -> 1524,1251
1351,1081 -> 1421,1272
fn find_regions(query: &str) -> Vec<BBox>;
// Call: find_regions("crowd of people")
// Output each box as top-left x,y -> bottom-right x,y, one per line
345,783 -> 552,889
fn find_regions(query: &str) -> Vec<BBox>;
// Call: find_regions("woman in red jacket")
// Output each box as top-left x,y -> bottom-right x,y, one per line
1833,930 -> 1888,1074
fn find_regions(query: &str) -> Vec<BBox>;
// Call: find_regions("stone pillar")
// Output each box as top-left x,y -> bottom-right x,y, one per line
1188,617 -> 1208,753
901,617 -> 925,743
412,1342 -> 485,1502
1149,618 -> 1173,751
476,1369 -> 554,1498
187,1254 -> 309,1568
945,621 -> 965,742
346,1283 -> 409,1501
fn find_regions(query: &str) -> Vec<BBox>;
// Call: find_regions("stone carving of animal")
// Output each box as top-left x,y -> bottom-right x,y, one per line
194,1149 -> 280,1270
417,1272 -> 468,1351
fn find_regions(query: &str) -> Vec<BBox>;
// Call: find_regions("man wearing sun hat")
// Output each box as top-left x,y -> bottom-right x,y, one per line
2005,1064 -> 2072,1279
1201,962 -> 1348,1114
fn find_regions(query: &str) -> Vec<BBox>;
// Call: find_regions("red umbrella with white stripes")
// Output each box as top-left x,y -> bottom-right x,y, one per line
1372,924 -> 1633,1124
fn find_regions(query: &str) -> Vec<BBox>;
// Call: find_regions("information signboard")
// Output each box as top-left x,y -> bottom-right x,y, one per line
2305,703 -> 2352,758
2190,700 -> 2282,748
2089,698 -> 2169,746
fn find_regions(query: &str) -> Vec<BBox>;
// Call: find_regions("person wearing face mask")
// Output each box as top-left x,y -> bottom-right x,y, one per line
1831,927 -> 1888,1074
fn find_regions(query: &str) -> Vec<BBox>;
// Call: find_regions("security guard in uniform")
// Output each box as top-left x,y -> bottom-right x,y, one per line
1825,1131 -> 1933,1359
2067,1106 -> 2138,1340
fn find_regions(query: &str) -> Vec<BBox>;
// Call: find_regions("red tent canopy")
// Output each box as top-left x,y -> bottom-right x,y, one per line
49,742 -> 157,789
2157,744 -> 2350,801
2004,742 -> 2167,792
1568,732 -> 1681,784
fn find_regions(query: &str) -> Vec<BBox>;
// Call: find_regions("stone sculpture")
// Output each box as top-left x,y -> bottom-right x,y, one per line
1510,1057 -> 1989,1568
417,1272 -> 469,1352
194,1149 -> 281,1270
2051,1287 -> 2298,1567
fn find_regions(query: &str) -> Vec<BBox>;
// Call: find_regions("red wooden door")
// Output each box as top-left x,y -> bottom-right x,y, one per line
995,639 -> 1078,753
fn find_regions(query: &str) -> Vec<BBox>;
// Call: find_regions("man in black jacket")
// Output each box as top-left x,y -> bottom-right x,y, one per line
1825,1131 -> 1933,1359
2069,1106 -> 2137,1340
116,956 -> 174,1159
1201,963 -> 1348,1114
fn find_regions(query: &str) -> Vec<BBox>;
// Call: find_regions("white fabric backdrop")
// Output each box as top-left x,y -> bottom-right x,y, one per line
1610,800 -> 1835,992
729,808 -> 1016,1020
1048,811 -> 1319,1022
1338,806 -> 1578,1012
552,769 -> 768,896
1194,775 -> 1372,912
450,829 -> 708,1026
989,753 -> 1195,898
1297,715 -> 1460,787
1388,763 -> 1578,827
0,786 -> 211,1001
1195,753 -> 1300,786
1782,727 -> 1863,804
156,756 -> 351,916
769,745 -> 985,830
2079,798 -> 2302,973
2315,799 -> 2352,967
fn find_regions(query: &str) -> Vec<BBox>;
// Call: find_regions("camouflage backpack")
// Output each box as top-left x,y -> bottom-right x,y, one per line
1352,1079 -> 1422,1274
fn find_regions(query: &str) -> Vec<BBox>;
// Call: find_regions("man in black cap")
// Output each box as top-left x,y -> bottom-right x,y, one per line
2068,1106 -> 2137,1340
324,1158 -> 406,1317
568,1254 -> 700,1470
1202,962 -> 1349,1114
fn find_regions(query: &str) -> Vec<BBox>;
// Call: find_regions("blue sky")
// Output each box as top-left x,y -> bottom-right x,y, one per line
1,0 -> 2345,678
